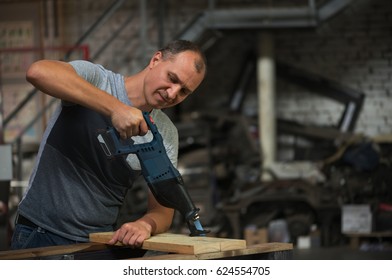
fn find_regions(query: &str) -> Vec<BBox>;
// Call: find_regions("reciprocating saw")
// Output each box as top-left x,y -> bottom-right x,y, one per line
97,111 -> 208,236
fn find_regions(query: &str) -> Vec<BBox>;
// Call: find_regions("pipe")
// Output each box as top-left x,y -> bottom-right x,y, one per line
257,32 -> 276,181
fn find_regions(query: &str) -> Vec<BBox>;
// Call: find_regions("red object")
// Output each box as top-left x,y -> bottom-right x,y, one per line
378,203 -> 392,212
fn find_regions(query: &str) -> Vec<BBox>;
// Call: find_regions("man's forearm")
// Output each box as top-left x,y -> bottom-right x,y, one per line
140,207 -> 174,235
143,191 -> 175,235
26,59 -> 121,117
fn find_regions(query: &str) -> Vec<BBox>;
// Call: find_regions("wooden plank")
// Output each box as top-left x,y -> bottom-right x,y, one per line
0,243 -> 110,260
0,240 -> 291,260
89,232 -> 246,255
196,243 -> 293,260
132,243 -> 294,260
142,234 -> 220,254
0,242 -> 292,260
142,233 -> 246,253
88,232 -> 117,244
186,235 -> 247,251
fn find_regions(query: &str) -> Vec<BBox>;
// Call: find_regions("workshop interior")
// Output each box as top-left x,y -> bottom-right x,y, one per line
0,0 -> 392,259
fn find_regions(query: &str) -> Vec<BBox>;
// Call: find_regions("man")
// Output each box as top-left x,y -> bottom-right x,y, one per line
11,40 -> 207,249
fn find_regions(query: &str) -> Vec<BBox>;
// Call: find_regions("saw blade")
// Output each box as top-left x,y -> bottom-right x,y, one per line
194,219 -> 206,236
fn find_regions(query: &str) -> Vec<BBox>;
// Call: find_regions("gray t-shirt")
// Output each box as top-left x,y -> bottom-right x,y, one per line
18,60 -> 178,241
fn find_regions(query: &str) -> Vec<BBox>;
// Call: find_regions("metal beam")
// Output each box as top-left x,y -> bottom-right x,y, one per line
318,0 -> 355,21
177,1 -> 356,41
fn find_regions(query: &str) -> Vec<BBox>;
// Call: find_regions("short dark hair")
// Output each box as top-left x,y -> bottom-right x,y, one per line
159,40 -> 207,75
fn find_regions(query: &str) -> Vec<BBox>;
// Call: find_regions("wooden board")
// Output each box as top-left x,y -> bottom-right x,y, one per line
0,243 -> 110,260
89,232 -> 247,255
133,243 -> 294,260
0,241 -> 292,260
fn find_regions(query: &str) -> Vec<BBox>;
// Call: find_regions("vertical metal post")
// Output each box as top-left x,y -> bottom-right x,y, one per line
257,32 -> 276,181
0,53 -> 4,144
0,144 -> 12,250
0,57 -> 11,250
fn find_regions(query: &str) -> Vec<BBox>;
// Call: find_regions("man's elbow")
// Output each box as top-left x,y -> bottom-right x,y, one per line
26,60 -> 46,86
26,60 -> 68,86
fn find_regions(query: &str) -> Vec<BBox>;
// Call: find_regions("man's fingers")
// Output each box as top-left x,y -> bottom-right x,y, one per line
108,231 -> 120,245
119,122 -> 149,138
119,131 -> 128,140
125,233 -> 144,248
112,221 -> 151,247
134,235 -> 145,248
116,232 -> 143,248
111,106 -> 146,138
111,107 -> 152,138
139,119 -> 149,136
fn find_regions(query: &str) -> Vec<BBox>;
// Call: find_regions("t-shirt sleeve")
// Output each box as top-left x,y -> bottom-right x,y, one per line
155,113 -> 179,168
69,60 -> 106,87
59,60 -> 108,107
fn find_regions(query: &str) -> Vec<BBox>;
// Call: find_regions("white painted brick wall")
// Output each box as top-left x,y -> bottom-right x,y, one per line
276,0 -> 392,137
60,0 -> 391,139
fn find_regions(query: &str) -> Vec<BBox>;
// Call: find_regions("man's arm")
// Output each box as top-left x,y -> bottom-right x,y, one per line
26,60 -> 147,138
108,190 -> 174,247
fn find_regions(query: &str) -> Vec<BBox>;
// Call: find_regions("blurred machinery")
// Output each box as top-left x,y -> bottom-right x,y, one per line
8,54 -> 386,247
176,111 -> 392,246
173,61 -> 392,247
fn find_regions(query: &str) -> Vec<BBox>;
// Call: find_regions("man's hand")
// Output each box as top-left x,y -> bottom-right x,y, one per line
108,220 -> 152,248
108,189 -> 173,248
110,105 -> 149,139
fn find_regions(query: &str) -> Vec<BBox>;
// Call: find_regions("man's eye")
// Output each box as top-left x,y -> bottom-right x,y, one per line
168,74 -> 177,82
180,88 -> 191,96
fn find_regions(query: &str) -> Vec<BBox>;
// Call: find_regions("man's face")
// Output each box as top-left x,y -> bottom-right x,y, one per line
144,50 -> 205,109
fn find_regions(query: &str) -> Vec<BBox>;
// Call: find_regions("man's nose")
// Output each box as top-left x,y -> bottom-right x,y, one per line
167,84 -> 181,99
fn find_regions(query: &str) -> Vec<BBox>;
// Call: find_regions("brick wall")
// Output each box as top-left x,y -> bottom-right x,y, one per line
61,0 -> 392,138
274,0 -> 392,137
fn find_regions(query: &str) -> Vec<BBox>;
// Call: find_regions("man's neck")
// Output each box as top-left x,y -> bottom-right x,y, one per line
124,70 -> 152,112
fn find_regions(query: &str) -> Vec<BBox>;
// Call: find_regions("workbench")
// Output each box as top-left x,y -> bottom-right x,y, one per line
345,231 -> 392,249
0,233 -> 293,260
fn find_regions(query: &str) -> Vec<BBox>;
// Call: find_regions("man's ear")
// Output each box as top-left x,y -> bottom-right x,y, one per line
149,51 -> 163,68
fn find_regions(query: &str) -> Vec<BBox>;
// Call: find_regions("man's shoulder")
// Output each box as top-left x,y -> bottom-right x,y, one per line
68,60 -> 107,82
151,110 -> 178,137
69,60 -> 101,71
69,60 -> 120,78
151,110 -> 175,126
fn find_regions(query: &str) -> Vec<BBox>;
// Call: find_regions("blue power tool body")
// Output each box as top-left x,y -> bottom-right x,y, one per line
97,111 -> 208,236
